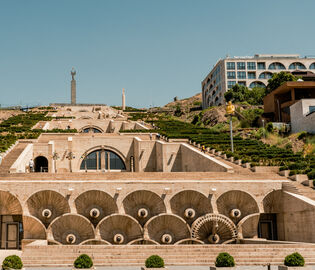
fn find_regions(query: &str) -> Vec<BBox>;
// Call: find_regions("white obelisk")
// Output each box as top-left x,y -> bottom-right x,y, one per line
122,88 -> 126,110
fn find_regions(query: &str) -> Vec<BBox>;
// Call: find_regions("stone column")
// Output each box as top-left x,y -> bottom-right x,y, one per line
71,68 -> 76,105
122,88 -> 126,111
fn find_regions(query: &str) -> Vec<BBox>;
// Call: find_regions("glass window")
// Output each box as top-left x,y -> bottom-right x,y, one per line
237,62 -> 246,70
257,62 -> 266,69
309,106 -> 315,113
226,62 -> 235,70
259,72 -> 273,79
247,62 -> 256,70
268,62 -> 285,70
227,71 -> 236,79
227,81 -> 236,89
238,81 -> 246,86
248,72 -> 256,79
249,81 -> 266,88
309,63 -> 315,69
289,62 -> 306,70
237,71 -> 246,79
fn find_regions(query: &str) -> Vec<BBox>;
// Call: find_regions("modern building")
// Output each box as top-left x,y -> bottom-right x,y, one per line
202,54 -> 315,108
290,99 -> 315,134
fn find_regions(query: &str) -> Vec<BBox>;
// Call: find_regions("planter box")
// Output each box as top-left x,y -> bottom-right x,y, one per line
289,174 -> 309,183
141,268 -> 167,270
279,170 -> 290,177
242,162 -> 251,169
72,267 -> 96,270
278,266 -> 309,270
210,149 -> 216,154
216,151 -> 222,156
234,160 -> 242,165
210,267 -> 236,270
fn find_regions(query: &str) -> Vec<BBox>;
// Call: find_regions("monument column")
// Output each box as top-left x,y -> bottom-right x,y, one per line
71,68 -> 76,105
122,88 -> 126,110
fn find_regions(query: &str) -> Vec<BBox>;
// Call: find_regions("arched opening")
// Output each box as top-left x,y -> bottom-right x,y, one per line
289,62 -> 306,70
258,72 -> 273,79
249,81 -> 266,89
80,149 -> 126,171
268,62 -> 285,70
309,63 -> 315,69
81,127 -> 102,133
34,156 -> 48,172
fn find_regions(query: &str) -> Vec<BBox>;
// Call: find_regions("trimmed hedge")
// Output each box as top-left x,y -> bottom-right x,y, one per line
284,252 -> 304,267
145,255 -> 164,268
215,252 -> 235,267
2,255 -> 23,270
73,254 -> 93,269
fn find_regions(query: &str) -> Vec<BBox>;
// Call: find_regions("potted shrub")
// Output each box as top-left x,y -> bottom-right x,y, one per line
278,252 -> 305,270
2,255 -> 23,270
141,255 -> 166,269
73,254 -> 94,270
210,252 -> 235,269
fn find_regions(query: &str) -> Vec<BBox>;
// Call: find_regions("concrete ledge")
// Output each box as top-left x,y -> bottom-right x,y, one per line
289,174 -> 309,183
251,166 -> 279,173
279,170 -> 290,177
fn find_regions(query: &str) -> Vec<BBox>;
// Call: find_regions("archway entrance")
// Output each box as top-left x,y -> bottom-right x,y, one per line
34,156 -> 48,172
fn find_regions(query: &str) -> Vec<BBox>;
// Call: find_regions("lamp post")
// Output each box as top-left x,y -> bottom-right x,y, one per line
226,101 -> 235,153
52,152 -> 59,173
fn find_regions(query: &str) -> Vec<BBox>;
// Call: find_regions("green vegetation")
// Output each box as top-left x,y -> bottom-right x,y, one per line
2,255 -> 23,270
224,84 -> 266,105
73,254 -> 93,269
145,255 -> 165,268
215,252 -> 235,267
284,252 -> 305,267
112,106 -> 147,112
266,71 -> 297,94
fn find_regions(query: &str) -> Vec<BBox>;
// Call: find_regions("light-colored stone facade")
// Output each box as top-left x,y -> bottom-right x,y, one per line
202,54 -> 315,108
290,99 -> 315,134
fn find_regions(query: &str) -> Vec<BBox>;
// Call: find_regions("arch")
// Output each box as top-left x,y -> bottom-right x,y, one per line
96,214 -> 143,245
144,214 -> 191,245
268,62 -> 286,70
262,189 -> 283,213
26,190 -> 70,228
34,156 -> 48,172
75,190 -> 118,227
80,125 -> 103,133
289,62 -> 306,70
258,72 -> 273,79
123,190 -> 166,226
249,81 -> 266,88
216,190 -> 259,224
128,238 -> 159,245
309,63 -> 315,69
191,213 -> 237,244
80,148 -> 126,171
23,215 -> 46,240
80,239 -> 111,245
48,214 -> 95,245
0,190 -> 22,215
170,190 -> 213,226
175,238 -> 204,245
237,213 -> 260,239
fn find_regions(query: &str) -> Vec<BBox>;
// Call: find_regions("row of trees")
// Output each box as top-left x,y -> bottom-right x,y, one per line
224,71 -> 297,105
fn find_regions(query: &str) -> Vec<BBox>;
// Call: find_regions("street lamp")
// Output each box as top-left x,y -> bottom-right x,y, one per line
226,101 -> 235,153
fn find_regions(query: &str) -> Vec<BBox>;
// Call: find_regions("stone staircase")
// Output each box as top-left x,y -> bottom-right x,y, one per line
0,142 -> 28,173
21,244 -> 315,266
283,181 -> 315,201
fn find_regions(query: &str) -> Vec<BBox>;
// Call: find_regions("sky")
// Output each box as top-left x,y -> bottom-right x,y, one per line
1,0 -> 315,108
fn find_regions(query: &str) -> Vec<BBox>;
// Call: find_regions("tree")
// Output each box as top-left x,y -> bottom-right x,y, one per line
224,84 -> 266,105
266,71 -> 297,94
245,87 -> 266,105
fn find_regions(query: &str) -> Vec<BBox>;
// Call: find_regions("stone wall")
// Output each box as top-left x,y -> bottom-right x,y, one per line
290,99 -> 315,134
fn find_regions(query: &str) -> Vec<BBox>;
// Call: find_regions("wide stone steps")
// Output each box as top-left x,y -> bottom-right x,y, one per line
0,142 -> 28,173
21,244 -> 315,266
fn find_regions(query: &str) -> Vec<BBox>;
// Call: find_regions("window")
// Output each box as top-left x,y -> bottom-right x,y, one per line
227,71 -> 236,79
247,62 -> 256,70
309,106 -> 315,114
226,62 -> 235,70
238,81 -> 246,86
259,72 -> 273,79
268,62 -> 285,70
249,81 -> 266,88
257,62 -> 266,69
227,81 -> 236,89
237,62 -> 246,70
80,150 -> 126,171
237,71 -> 246,79
309,63 -> 315,69
289,62 -> 306,70
248,72 -> 256,79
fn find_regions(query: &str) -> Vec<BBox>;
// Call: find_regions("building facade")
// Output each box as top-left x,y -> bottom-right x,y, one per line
202,54 -> 315,108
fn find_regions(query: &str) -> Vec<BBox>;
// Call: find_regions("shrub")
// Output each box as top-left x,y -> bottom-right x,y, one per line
298,131 -> 308,140
284,252 -> 305,267
73,254 -> 93,269
215,252 -> 235,267
266,122 -> 273,133
2,255 -> 23,270
145,255 -> 165,268
307,170 -> 315,180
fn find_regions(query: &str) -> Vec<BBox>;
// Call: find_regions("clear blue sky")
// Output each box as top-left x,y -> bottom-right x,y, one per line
1,0 -> 315,108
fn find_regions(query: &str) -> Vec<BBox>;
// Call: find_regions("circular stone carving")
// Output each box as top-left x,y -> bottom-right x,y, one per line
42,209 -> 52,218
113,234 -> 124,244
90,208 -> 100,218
66,234 -> 76,244
137,208 -> 148,218
208,233 -> 220,244
184,208 -> 196,219
191,213 -> 237,244
230,209 -> 241,219
161,233 -> 172,244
